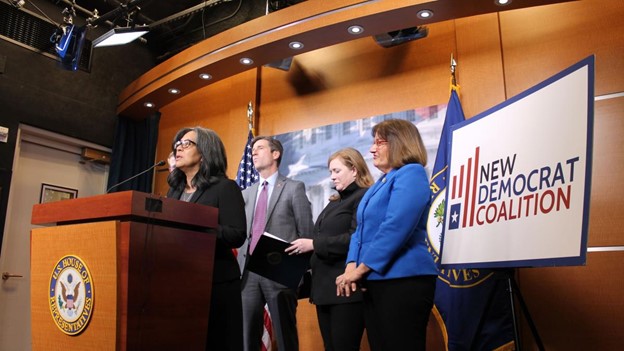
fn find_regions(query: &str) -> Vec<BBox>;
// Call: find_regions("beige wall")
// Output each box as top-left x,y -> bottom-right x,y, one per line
154,0 -> 624,349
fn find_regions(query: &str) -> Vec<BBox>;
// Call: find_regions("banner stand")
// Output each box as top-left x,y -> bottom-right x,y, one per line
506,270 -> 545,351
471,269 -> 545,351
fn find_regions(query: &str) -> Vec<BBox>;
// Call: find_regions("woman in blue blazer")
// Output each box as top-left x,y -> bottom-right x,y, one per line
336,119 -> 438,351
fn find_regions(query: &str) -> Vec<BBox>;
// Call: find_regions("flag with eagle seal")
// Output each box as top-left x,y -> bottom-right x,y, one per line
426,88 -> 515,350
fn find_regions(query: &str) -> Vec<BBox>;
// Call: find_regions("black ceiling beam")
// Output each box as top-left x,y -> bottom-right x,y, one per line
86,0 -> 150,27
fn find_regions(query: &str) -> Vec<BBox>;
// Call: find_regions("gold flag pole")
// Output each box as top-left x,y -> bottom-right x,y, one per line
450,53 -> 460,96
247,101 -> 255,135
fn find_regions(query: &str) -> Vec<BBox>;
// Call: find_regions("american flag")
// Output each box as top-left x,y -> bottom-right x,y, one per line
235,129 -> 272,351
235,130 -> 259,188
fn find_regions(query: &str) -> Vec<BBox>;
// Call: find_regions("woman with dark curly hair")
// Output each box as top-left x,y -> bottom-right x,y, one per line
167,126 -> 246,351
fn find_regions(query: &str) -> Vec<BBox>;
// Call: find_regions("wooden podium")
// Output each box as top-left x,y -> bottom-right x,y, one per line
30,191 -> 218,351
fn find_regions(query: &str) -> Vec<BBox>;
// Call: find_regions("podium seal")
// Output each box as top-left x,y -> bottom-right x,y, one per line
48,255 -> 94,335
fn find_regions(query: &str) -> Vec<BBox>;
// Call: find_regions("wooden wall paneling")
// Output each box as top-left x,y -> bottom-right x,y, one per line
454,14 -> 507,118
297,301 -> 335,350
154,69 -> 259,194
517,251 -> 624,350
500,0 -> 624,98
588,97 -> 624,247
258,21 -> 457,137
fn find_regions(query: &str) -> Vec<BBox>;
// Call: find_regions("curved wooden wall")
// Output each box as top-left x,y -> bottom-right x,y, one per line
139,0 -> 624,349
117,0 -> 571,119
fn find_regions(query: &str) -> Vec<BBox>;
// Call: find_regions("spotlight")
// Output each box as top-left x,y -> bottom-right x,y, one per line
10,0 -> 25,8
373,26 -> 429,48
265,57 -> 293,71
52,24 -> 88,71
92,26 -> 149,48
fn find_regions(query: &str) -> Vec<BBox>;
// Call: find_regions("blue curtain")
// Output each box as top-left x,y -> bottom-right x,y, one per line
107,112 -> 161,193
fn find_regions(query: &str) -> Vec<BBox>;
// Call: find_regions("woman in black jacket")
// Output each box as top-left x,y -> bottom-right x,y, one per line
167,126 -> 246,351
287,147 -> 374,351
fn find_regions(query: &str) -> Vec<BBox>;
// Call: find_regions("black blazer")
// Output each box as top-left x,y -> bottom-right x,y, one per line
168,177 -> 247,283
310,182 -> 367,305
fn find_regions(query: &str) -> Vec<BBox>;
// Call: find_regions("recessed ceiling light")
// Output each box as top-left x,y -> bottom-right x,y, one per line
347,25 -> 364,35
143,102 -> 154,108
199,73 -> 212,80
240,58 -> 254,65
168,88 -> 180,94
495,0 -> 512,5
417,10 -> 433,19
289,41 -> 304,50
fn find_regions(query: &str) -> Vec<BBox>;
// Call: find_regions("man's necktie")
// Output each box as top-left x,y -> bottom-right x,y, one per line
250,181 -> 268,254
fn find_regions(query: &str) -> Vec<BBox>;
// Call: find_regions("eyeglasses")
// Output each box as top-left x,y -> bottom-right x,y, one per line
174,139 -> 196,150
373,138 -> 388,147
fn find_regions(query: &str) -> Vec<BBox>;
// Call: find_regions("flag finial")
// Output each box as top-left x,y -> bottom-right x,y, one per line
450,53 -> 460,95
247,101 -> 254,133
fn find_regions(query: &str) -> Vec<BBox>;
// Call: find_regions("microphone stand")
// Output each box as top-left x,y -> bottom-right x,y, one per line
107,160 -> 165,193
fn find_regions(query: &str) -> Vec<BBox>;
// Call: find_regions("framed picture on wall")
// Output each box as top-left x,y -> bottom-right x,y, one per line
40,183 -> 78,203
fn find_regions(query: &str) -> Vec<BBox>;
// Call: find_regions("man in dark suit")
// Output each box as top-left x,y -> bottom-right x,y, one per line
238,136 -> 314,351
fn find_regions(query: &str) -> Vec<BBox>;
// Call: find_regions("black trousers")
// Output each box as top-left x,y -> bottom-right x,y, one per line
206,278 -> 244,351
316,302 -> 365,351
363,275 -> 436,351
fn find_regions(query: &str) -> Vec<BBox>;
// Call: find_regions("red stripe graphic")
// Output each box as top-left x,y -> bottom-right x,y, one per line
469,147 -> 480,227
462,157 -> 472,228
458,165 -> 465,199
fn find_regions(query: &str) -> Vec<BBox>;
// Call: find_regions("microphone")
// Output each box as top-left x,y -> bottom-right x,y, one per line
106,160 -> 166,193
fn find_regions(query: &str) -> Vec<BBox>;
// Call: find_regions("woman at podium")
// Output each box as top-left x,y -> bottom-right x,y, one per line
167,126 -> 247,351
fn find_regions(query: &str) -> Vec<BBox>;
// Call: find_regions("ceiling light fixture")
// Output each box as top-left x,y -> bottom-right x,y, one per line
289,41 -> 304,50
348,25 -> 364,35
143,102 -> 155,108
495,0 -> 512,5
240,58 -> 254,65
168,88 -> 180,94
199,73 -> 212,80
417,10 -> 434,19
92,26 -> 149,48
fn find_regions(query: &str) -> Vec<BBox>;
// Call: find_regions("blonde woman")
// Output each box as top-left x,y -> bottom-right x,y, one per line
288,147 -> 373,351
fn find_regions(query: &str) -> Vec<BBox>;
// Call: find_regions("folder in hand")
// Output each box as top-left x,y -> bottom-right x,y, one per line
247,232 -> 311,291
